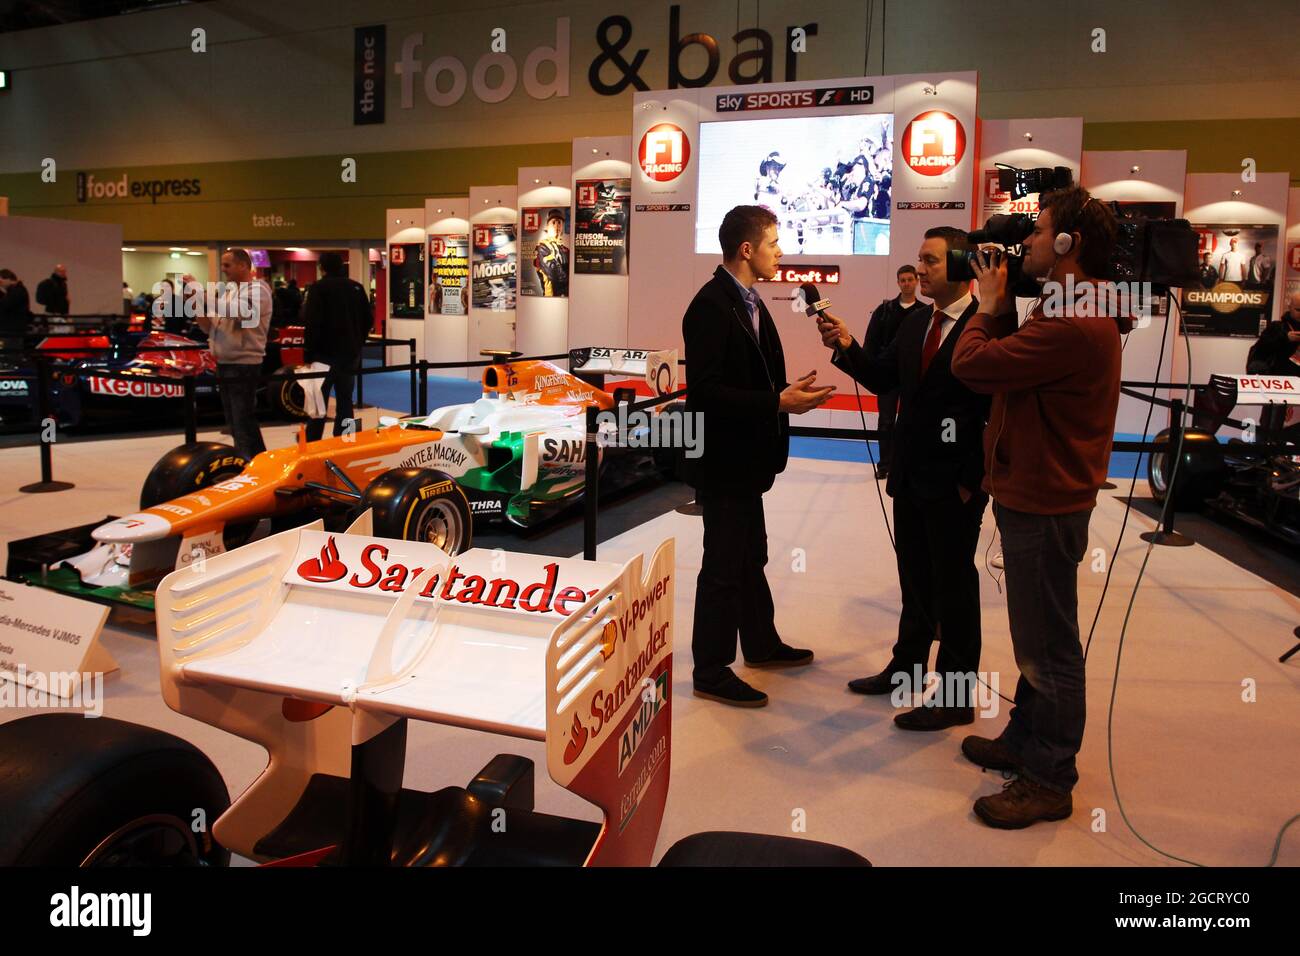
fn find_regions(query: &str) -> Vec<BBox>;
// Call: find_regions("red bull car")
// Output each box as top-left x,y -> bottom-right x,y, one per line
0,325 -> 308,428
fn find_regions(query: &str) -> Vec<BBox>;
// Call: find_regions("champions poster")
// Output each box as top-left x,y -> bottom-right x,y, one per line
471,224 -> 517,311
520,207 -> 570,297
575,178 -> 630,275
1183,223 -> 1278,337
429,234 -> 469,316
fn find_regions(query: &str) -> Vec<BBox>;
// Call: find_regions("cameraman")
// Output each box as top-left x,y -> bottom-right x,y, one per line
950,186 -> 1121,829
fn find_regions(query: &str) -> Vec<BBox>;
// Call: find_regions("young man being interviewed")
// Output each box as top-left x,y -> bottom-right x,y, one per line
683,205 -> 835,708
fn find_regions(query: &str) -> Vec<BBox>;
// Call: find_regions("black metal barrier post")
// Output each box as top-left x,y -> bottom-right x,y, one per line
183,374 -> 198,445
583,404 -> 599,561
1139,396 -> 1194,548
19,354 -> 75,493
408,338 -> 418,416
417,360 -> 429,417
354,352 -> 367,409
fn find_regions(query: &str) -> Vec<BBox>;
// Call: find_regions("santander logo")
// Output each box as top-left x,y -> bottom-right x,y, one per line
297,537 -> 347,582
562,713 -> 589,765
291,535 -> 600,616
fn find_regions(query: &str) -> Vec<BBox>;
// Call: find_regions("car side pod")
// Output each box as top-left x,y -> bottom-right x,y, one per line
152,504 -> 677,866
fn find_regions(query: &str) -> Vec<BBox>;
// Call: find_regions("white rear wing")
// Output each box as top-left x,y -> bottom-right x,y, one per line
569,347 -> 678,397
153,516 -> 673,864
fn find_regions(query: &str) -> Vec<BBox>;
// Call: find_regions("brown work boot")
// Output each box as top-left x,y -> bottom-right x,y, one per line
961,734 -> 1021,772
973,776 -> 1072,829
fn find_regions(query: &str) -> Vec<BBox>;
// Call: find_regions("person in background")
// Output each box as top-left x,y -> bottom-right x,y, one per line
1248,290 -> 1300,375
0,269 -> 32,353
35,264 -> 69,315
1247,241 -> 1274,288
302,252 -> 372,441
186,248 -> 272,461
863,264 -> 927,479
1218,236 -> 1248,283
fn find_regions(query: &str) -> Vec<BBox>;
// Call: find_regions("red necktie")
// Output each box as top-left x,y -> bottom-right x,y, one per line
920,312 -> 944,376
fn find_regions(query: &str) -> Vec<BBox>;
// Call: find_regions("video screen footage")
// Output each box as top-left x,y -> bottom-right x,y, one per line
695,113 -> 894,256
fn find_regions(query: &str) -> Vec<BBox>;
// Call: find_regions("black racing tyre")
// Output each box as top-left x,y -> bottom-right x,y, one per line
361,467 -> 473,554
0,714 -> 231,867
1148,427 -> 1227,511
140,441 -> 247,509
270,368 -> 309,421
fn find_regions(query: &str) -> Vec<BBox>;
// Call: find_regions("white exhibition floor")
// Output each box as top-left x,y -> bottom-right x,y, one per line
1,418 -> 1297,867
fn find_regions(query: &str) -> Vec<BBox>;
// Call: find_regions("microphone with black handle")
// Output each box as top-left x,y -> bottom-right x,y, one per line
801,282 -> 845,358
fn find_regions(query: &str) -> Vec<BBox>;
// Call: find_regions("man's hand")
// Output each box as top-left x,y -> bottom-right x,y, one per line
970,246 -> 1009,317
1287,330 -> 1300,343
779,370 -> 836,414
817,309 -> 852,350
958,485 -> 972,504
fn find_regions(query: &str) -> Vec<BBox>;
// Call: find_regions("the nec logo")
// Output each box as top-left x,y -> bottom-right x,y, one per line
639,123 -> 690,182
902,110 -> 966,177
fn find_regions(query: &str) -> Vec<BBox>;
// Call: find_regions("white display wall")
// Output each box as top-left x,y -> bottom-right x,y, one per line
424,198 -> 470,377
1080,149 -> 1188,436
467,184 -> 518,360
569,136 -> 631,357
1177,172 -> 1291,435
1285,187 -> 1300,304
0,215 -> 123,315
385,206 -> 425,365
515,165 -> 572,361
628,72 -> 978,432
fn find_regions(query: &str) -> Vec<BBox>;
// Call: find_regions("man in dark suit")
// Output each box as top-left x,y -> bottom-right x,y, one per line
302,251 -> 372,440
816,226 -> 991,731
683,205 -> 836,708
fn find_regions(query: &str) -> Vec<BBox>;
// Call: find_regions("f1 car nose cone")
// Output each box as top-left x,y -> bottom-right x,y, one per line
92,512 -> 173,543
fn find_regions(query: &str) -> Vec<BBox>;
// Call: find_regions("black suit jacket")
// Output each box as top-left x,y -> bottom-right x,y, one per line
832,297 -> 990,500
683,265 -> 789,494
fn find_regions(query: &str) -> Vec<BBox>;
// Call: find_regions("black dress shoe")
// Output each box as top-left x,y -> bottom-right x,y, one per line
847,665 -> 910,696
961,734 -> 1020,772
746,644 -> 814,669
874,465 -> 889,480
893,705 -> 974,731
693,673 -> 768,708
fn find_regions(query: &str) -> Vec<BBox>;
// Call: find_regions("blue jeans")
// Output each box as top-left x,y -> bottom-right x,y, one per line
994,502 -> 1092,794
216,362 -> 266,461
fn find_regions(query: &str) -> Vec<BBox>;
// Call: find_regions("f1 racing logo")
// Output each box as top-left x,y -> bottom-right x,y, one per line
903,110 -> 966,177
639,123 -> 690,182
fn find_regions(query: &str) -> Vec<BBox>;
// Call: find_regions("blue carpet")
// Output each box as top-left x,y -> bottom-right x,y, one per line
790,431 -> 1154,480
358,355 -> 481,415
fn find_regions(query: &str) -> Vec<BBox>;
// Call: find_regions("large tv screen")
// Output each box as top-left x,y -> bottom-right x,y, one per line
695,113 -> 894,256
